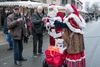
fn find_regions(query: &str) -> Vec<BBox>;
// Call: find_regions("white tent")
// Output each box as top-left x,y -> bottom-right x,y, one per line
0,1 -> 48,8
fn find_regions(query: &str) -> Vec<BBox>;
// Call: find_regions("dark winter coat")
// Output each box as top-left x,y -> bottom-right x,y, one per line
7,13 -> 27,40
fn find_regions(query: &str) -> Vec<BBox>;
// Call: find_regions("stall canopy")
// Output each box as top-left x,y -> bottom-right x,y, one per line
0,1 -> 48,8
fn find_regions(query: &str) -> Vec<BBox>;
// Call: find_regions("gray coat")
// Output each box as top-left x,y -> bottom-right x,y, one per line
31,12 -> 46,34
7,13 -> 27,40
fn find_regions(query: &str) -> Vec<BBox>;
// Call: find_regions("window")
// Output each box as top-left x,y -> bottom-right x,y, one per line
43,0 -> 46,3
71,0 -> 75,5
0,0 -> 6,1
62,0 -> 67,5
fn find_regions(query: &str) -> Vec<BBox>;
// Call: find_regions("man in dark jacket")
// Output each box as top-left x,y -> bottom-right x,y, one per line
31,6 -> 46,57
7,5 -> 27,66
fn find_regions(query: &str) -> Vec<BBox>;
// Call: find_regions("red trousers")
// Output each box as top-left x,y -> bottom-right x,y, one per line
50,36 -> 55,46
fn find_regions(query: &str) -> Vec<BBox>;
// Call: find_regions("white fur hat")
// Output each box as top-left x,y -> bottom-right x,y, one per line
65,4 -> 74,13
48,4 -> 58,17
48,4 -> 58,13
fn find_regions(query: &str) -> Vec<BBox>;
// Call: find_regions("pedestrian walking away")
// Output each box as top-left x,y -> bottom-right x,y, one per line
3,9 -> 14,51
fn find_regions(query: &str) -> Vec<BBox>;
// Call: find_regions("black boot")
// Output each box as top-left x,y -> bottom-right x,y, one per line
14,60 -> 22,66
20,58 -> 27,61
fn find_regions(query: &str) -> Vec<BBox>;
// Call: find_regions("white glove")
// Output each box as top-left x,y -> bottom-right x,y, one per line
54,17 -> 62,22
45,23 -> 51,32
50,22 -> 55,27
46,23 -> 50,28
48,18 -> 55,27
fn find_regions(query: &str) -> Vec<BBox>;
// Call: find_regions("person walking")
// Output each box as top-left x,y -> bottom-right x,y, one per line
3,9 -> 14,51
7,5 -> 28,66
31,6 -> 46,57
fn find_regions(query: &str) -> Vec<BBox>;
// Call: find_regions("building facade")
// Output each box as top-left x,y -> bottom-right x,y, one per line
0,0 -> 29,29
0,0 -> 83,29
42,0 -> 83,10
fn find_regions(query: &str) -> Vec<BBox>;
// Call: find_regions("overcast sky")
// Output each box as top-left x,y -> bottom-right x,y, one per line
81,0 -> 100,7
81,0 -> 100,3
80,0 -> 100,11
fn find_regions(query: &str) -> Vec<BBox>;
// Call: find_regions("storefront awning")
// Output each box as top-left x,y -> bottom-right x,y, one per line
0,1 -> 48,8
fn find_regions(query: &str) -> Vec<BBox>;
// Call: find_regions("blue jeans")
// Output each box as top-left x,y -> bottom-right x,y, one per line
4,33 -> 14,49
13,40 -> 23,61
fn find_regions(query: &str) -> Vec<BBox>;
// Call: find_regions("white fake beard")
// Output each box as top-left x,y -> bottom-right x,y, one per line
48,11 -> 57,18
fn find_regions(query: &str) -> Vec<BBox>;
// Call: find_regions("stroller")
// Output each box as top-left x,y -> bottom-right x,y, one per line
43,37 -> 66,67
42,18 -> 67,67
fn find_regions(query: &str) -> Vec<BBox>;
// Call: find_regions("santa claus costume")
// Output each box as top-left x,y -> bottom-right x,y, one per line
43,5 -> 66,67
54,4 -> 86,67
44,4 -> 64,46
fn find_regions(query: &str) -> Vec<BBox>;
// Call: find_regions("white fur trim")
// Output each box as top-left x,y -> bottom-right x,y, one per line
49,31 -> 62,38
66,22 -> 84,34
48,29 -> 62,38
63,14 -> 85,34
48,10 -> 58,18
69,13 -> 86,28
65,4 -> 74,13
53,17 -> 62,22
66,56 -> 85,62
79,14 -> 86,28
63,21 -> 83,34
48,5 -> 55,9
48,17 -> 62,27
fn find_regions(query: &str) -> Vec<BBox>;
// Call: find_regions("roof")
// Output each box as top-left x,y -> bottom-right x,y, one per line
0,1 -> 48,8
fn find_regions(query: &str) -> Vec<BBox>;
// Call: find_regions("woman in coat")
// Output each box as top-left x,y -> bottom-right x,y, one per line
54,4 -> 86,67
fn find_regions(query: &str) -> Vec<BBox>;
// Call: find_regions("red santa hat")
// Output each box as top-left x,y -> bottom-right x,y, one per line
48,4 -> 57,12
48,4 -> 58,18
48,4 -> 55,9
65,4 -> 79,16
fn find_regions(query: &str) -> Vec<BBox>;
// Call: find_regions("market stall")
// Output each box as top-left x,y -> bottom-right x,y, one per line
0,1 -> 48,8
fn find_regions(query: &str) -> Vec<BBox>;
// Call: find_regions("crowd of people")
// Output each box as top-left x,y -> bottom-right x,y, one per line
85,13 -> 99,22
3,3 -> 86,67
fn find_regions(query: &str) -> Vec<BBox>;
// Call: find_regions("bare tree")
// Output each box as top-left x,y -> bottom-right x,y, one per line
91,2 -> 99,14
91,2 -> 99,20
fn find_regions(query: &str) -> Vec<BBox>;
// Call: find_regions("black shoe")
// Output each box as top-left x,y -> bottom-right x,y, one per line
21,58 -> 27,61
7,48 -> 13,51
32,53 -> 38,58
14,61 -> 22,66
38,52 -> 43,56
